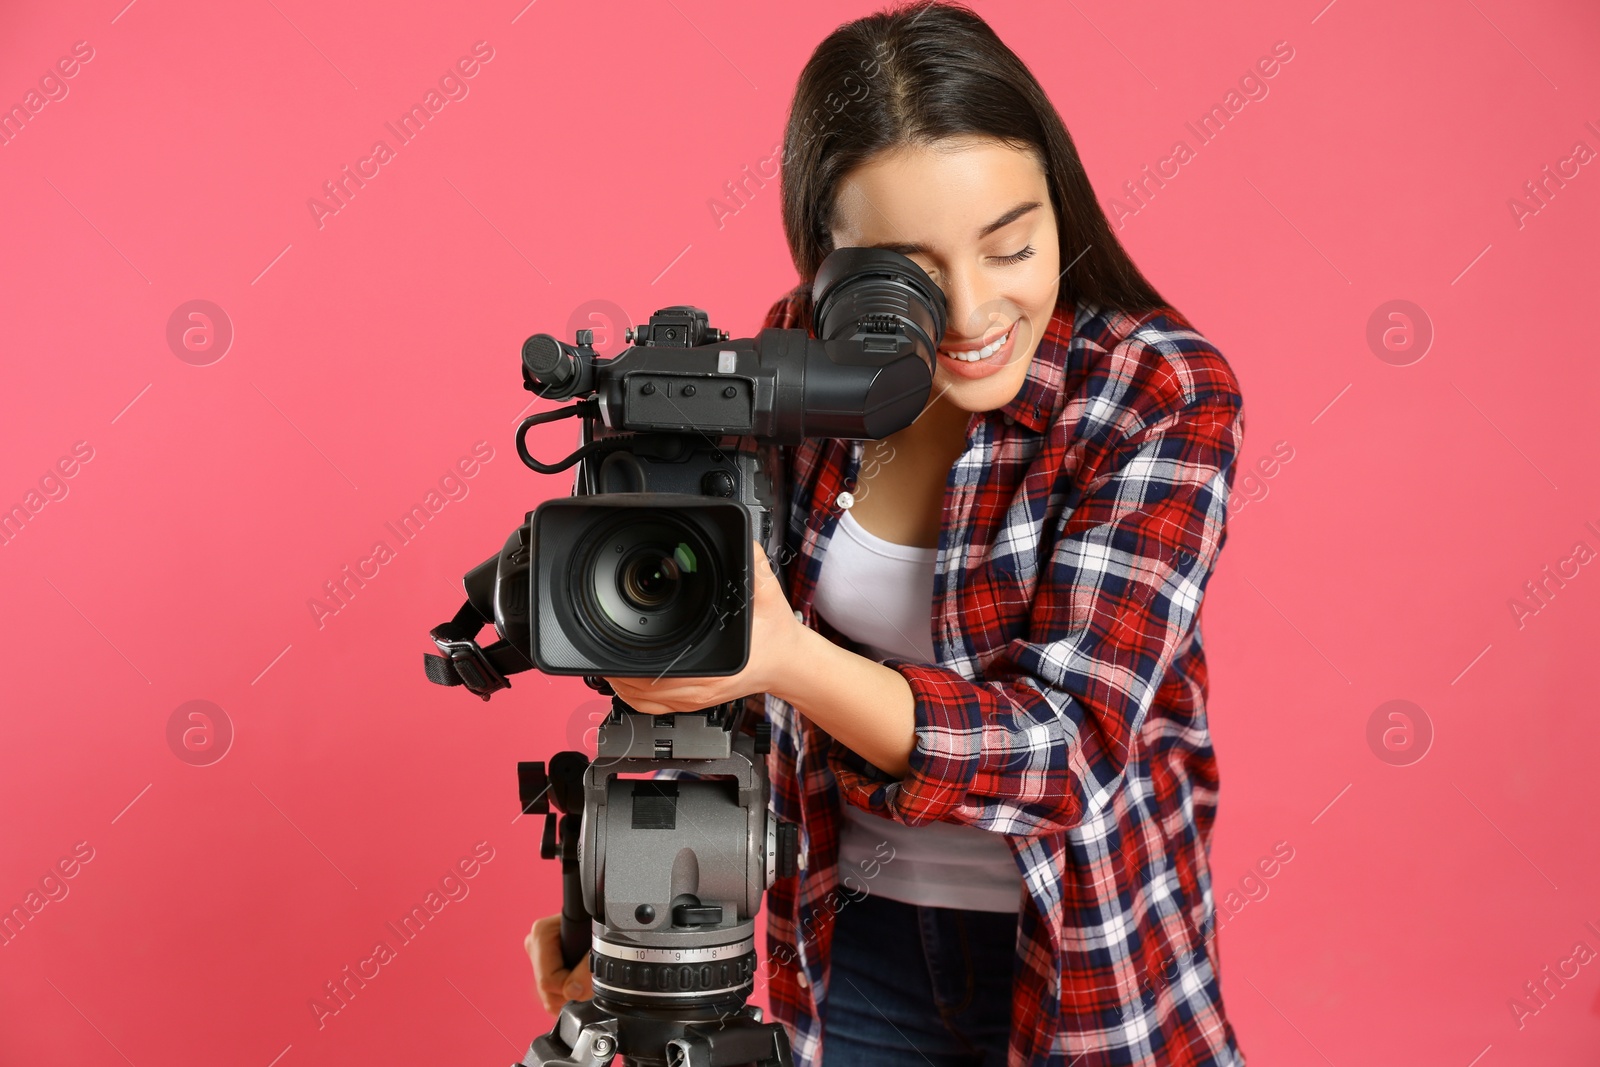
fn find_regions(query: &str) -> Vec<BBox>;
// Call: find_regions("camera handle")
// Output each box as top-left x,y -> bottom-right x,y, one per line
520,755 -> 595,970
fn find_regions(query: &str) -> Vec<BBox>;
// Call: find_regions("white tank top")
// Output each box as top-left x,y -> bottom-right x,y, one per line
812,507 -> 1023,913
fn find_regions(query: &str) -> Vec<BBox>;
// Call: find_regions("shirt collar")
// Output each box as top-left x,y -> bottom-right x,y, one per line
995,299 -> 1078,434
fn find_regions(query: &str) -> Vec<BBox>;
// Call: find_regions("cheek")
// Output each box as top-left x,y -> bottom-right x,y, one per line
1007,284 -> 1060,357
1018,240 -> 1062,306
999,310 -> 1049,378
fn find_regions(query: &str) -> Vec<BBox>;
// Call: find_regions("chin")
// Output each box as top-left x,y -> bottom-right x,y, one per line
941,377 -> 1022,414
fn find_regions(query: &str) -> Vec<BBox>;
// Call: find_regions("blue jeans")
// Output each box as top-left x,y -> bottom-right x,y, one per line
821,890 -> 1017,1067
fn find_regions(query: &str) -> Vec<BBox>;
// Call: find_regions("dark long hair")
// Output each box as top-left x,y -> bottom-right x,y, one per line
780,1 -> 1169,317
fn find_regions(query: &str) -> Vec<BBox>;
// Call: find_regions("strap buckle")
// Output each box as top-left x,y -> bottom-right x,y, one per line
431,633 -> 510,701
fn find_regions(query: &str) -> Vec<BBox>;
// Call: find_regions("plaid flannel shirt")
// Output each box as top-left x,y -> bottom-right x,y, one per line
750,285 -> 1249,1067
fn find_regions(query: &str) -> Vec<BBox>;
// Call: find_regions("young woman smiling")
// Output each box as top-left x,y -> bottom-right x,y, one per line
531,4 -> 1248,1065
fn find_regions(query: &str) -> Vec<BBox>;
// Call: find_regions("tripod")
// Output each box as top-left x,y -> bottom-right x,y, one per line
513,699 -> 798,1067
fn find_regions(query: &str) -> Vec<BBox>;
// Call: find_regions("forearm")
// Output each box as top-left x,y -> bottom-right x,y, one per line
768,625 -> 917,778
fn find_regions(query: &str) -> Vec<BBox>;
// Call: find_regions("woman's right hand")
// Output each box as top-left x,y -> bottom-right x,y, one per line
526,914 -> 593,1016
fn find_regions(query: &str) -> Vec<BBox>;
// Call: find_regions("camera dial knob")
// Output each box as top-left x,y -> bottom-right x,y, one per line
701,471 -> 736,497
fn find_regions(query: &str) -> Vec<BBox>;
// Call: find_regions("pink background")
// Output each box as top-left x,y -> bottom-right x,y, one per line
3,0 -> 1598,1064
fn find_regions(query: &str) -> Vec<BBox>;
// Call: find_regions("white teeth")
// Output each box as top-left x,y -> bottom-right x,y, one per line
942,326 -> 1012,362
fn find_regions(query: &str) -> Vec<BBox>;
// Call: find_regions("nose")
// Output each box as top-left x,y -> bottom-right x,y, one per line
938,266 -> 1007,345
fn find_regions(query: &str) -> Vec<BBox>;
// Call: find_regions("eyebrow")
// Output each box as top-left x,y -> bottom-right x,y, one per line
864,200 -> 1043,256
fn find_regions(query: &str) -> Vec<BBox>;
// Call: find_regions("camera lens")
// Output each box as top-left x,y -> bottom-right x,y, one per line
618,543 -> 696,611
575,518 -> 716,653
532,497 -> 754,676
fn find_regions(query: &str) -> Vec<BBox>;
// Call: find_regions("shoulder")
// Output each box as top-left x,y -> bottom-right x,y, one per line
1060,301 -> 1243,446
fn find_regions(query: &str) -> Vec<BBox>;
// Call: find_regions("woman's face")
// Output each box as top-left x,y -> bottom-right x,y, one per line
828,137 -> 1062,414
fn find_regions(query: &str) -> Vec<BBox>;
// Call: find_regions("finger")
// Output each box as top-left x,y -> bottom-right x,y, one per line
563,955 -> 593,1001
606,679 -> 654,703
531,921 -> 569,1017
538,963 -> 571,995
525,919 -> 546,972
529,918 -> 571,997
539,977 -> 566,1016
536,960 -> 592,1015
538,966 -> 572,1018
607,687 -> 675,715
530,916 -> 561,966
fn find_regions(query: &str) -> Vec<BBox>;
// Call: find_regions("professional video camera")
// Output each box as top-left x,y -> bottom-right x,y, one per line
422,247 -> 946,1067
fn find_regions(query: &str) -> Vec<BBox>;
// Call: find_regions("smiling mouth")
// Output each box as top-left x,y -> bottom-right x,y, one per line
939,324 -> 1014,362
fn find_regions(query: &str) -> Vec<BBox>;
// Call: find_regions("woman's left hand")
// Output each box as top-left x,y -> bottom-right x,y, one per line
604,541 -> 807,714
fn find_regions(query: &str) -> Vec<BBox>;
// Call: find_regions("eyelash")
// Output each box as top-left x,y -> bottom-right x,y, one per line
920,244 -> 1036,281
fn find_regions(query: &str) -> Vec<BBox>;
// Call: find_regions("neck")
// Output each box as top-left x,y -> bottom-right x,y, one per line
887,390 -> 973,457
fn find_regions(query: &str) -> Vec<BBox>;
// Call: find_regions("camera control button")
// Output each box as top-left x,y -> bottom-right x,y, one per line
701,470 -> 736,497
835,491 -> 855,510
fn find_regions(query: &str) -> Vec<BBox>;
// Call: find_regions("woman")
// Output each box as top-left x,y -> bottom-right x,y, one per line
531,3 -> 1247,1065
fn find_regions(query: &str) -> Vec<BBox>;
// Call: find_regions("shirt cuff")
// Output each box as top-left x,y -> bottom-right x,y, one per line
823,660 -> 984,826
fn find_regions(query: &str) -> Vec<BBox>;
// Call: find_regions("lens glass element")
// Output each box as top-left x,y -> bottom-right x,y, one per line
576,518 -> 717,653
619,544 -> 696,610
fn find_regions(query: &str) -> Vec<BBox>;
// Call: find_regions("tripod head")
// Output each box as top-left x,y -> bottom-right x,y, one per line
517,698 -> 798,1067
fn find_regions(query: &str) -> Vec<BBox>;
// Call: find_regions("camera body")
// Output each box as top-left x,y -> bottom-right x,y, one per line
429,246 -> 946,692
525,305 -> 785,678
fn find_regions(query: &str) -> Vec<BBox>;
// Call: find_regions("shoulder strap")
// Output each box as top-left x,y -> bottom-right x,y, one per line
422,599 -> 535,700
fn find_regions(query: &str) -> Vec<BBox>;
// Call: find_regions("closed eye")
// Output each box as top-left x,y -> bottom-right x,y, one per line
996,244 -> 1036,265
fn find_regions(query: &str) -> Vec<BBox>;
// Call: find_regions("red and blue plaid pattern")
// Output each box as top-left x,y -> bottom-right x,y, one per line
752,284 -> 1249,1067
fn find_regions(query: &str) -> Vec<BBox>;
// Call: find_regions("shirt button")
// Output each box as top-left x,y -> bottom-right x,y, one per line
836,491 -> 855,509
793,609 -> 804,623
797,971 -> 810,988
797,850 -> 808,871
1003,413 -> 1015,426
